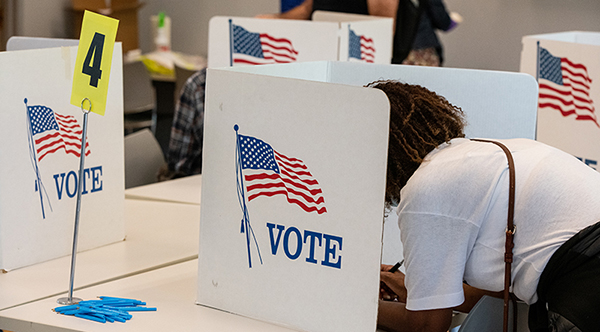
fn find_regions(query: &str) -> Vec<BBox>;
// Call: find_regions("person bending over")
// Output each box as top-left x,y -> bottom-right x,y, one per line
372,80 -> 600,332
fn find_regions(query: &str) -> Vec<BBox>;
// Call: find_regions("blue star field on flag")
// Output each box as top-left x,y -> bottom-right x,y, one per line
239,135 -> 280,173
539,48 -> 563,85
349,29 -> 362,60
29,105 -> 60,135
232,25 -> 264,59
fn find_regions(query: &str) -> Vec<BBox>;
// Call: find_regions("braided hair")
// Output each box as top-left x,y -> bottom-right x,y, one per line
366,80 -> 467,206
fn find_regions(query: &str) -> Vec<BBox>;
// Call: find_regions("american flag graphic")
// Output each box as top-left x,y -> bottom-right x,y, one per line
538,46 -> 598,127
28,104 -> 91,161
231,24 -> 299,65
238,134 -> 326,214
349,28 -> 375,63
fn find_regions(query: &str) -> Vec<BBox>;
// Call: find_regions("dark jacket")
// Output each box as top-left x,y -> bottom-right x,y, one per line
412,0 -> 453,63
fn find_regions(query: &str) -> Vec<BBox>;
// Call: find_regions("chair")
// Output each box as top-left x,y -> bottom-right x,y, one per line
174,65 -> 197,102
123,61 -> 157,134
457,296 -> 530,332
124,128 -> 166,188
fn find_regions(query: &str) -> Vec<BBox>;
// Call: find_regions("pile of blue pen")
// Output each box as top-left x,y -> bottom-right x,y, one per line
53,296 -> 156,323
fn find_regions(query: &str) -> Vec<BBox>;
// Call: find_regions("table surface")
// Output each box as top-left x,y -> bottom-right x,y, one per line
124,175 -> 202,205
0,260 -> 298,332
0,178 -> 467,332
0,199 -> 200,312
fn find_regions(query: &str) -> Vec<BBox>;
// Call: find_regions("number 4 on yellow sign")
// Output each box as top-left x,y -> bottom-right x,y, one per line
70,10 -> 119,116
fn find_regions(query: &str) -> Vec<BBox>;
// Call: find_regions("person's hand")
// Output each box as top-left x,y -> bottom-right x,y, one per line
380,264 -> 407,303
445,12 -> 463,32
450,12 -> 463,24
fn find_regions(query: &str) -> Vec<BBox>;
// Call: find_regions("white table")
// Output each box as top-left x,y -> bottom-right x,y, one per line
0,260 -> 297,332
125,175 -> 202,205
0,199 -> 199,312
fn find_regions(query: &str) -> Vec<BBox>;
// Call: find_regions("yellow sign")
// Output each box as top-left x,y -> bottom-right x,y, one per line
70,10 -> 119,116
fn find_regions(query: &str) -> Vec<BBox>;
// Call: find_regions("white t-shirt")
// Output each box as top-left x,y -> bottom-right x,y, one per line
398,138 -> 600,310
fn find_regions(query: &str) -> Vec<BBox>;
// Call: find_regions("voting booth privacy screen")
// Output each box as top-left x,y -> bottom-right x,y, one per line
0,45 -> 125,271
312,10 -> 394,64
521,32 -> 600,171
207,14 -> 393,68
197,61 -> 538,332
197,66 -> 390,332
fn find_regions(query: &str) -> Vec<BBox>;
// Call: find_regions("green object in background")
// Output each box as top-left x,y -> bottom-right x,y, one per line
158,11 -> 166,28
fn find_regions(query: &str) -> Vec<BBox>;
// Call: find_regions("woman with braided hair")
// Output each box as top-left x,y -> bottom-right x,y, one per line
371,80 -> 600,332
368,80 -> 466,207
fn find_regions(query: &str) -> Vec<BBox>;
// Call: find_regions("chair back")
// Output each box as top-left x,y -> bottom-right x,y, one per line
123,61 -> 157,133
174,65 -> 197,102
123,61 -> 156,114
124,128 -> 165,188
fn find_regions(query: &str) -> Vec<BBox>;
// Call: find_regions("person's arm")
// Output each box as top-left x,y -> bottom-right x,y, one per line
379,266 -> 452,332
378,300 -> 453,332
455,283 -> 503,313
378,264 -> 503,330
424,0 -> 453,31
377,284 -> 502,331
366,0 -> 398,18
256,0 -> 313,20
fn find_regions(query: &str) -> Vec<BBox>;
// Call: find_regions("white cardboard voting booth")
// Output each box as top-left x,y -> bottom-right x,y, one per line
521,31 -> 600,171
312,11 -> 394,64
198,66 -> 390,332
0,45 -> 125,271
197,61 -> 538,332
207,14 -> 393,68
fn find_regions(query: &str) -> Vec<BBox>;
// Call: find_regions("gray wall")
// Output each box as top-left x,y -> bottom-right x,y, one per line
15,0 -> 72,38
439,0 -> 600,72
137,0 -> 279,57
8,0 -> 600,72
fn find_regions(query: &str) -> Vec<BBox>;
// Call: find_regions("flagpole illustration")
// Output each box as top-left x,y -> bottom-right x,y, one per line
234,124 -> 263,268
536,41 -> 540,82
229,19 -> 234,67
24,98 -> 52,219
348,24 -> 352,61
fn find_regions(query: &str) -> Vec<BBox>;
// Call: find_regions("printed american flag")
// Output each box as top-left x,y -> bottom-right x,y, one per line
232,24 -> 299,65
349,28 -> 375,63
538,47 -> 599,127
28,104 -> 91,161
238,134 -> 326,214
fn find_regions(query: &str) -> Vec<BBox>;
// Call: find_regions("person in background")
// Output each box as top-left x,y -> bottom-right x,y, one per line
281,0 -> 305,13
158,68 -> 207,181
402,0 -> 460,67
259,0 -> 459,65
258,0 -> 410,63
371,80 -> 600,331
259,0 -> 375,20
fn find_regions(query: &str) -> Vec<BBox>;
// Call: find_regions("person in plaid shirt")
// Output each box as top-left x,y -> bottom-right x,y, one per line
159,68 -> 206,181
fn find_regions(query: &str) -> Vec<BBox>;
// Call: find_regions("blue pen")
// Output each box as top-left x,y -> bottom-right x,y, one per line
53,304 -> 80,312
119,306 -> 157,312
75,313 -> 106,323
99,296 -> 144,304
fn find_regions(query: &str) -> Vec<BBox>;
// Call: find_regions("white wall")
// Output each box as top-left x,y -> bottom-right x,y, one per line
439,0 -> 600,72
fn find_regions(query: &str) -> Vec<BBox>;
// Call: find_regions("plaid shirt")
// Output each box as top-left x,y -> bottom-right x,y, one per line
166,68 -> 206,177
